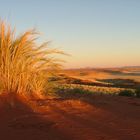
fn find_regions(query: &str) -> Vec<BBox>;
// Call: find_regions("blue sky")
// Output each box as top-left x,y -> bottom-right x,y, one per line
0,0 -> 140,68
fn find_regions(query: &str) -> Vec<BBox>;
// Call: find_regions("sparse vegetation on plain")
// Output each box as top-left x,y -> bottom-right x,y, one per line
135,87 -> 140,98
118,90 -> 135,97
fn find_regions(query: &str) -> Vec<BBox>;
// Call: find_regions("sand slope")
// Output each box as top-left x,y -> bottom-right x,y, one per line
0,95 -> 140,140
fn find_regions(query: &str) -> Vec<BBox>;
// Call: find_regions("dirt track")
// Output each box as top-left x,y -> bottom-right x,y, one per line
0,95 -> 140,140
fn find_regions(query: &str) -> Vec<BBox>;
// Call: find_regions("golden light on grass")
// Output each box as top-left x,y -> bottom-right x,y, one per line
0,21 -> 63,96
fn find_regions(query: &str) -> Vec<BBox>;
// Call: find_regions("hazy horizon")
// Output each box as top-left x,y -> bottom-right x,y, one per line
64,65 -> 140,70
0,0 -> 140,68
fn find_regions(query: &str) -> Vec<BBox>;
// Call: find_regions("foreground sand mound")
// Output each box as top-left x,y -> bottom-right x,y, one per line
0,94 -> 140,140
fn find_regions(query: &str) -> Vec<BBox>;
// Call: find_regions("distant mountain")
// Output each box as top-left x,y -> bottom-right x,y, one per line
122,66 -> 140,68
65,66 -> 140,71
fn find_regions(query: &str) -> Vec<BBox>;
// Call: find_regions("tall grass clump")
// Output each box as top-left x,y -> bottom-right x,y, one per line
0,21 -> 63,96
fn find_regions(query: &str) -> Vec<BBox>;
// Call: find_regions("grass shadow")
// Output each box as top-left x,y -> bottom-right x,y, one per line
0,93 -> 72,140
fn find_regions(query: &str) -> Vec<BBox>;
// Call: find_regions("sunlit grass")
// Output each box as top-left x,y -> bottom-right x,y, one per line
0,21 -> 64,96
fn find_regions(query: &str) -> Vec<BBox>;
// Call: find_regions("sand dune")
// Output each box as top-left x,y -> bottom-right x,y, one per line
0,94 -> 140,140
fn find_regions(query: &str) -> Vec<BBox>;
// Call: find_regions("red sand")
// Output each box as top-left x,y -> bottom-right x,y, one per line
0,94 -> 140,140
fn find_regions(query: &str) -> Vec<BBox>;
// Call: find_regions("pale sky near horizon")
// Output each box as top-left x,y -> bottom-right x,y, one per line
0,0 -> 140,68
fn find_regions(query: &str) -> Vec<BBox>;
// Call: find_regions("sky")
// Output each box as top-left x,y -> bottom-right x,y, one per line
0,0 -> 140,68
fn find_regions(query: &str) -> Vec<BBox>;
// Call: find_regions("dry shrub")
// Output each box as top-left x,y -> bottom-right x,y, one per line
0,21 -> 64,96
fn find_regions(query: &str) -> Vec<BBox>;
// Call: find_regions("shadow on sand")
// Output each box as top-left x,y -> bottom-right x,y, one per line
0,93 -> 72,140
